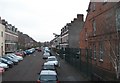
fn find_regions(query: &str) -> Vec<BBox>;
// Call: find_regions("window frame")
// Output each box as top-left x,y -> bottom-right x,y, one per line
116,7 -> 120,31
93,44 -> 96,60
1,31 -> 3,37
103,0 -> 108,4
99,41 -> 104,62
92,19 -> 96,36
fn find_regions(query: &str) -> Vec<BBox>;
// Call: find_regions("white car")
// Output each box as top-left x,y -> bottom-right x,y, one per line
46,56 -> 60,67
37,70 -> 59,83
44,47 -> 50,53
43,52 -> 50,59
0,62 -> 9,69
43,62 -> 57,71
10,54 -> 23,61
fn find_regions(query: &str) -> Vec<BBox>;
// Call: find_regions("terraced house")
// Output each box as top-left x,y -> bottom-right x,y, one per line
80,1 -> 120,80
2,19 -> 18,54
60,14 -> 84,49
0,17 -> 5,56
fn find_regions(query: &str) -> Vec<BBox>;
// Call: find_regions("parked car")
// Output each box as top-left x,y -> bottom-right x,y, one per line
7,54 -> 23,61
43,52 -> 50,59
37,70 -> 59,83
46,56 -> 60,67
37,48 -> 42,52
43,47 -> 50,53
42,62 -> 57,72
0,67 -> 5,74
15,51 -> 25,57
24,49 -> 34,55
3,56 -> 19,65
26,48 -> 35,54
0,58 -> 14,68
24,50 -> 31,55
0,62 -> 9,70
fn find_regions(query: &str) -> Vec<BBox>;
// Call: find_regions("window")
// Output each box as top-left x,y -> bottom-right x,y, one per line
116,7 -> 120,31
93,3 -> 95,11
93,44 -> 96,60
103,0 -> 108,3
99,42 -> 104,61
1,31 -> 3,37
103,0 -> 108,4
116,43 -> 120,56
91,2 -> 96,12
92,20 -> 96,36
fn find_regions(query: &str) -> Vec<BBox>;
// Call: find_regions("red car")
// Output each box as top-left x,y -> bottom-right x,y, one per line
0,68 -> 5,74
37,48 -> 42,52
15,51 -> 24,57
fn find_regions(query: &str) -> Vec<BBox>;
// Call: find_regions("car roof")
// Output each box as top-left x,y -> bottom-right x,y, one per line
44,62 -> 55,65
48,56 -> 56,58
44,61 -> 55,65
40,70 -> 57,75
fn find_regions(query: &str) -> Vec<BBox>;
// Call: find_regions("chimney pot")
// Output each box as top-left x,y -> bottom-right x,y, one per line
77,14 -> 84,21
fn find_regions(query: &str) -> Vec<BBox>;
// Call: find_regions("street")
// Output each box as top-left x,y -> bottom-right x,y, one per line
2,51 -> 87,82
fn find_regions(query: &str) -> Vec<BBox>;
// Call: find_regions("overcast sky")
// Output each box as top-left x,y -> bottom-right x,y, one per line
0,0 -> 90,42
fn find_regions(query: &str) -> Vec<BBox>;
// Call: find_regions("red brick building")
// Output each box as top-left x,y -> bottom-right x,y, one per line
80,2 -> 120,80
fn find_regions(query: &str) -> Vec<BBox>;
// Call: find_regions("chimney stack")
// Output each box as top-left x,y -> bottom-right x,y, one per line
77,14 -> 84,21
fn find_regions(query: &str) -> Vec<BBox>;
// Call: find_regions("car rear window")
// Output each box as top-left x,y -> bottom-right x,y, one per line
43,65 -> 55,69
48,58 -> 56,61
40,75 -> 57,81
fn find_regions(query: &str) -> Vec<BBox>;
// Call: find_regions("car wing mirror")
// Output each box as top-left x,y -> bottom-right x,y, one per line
37,72 -> 40,75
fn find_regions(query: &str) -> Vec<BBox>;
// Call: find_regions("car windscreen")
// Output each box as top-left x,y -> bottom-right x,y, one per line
43,65 -> 55,69
47,58 -> 56,61
40,75 -> 57,81
1,58 -> 7,62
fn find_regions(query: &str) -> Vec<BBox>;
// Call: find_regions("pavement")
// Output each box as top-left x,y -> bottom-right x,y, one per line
50,49 -> 88,81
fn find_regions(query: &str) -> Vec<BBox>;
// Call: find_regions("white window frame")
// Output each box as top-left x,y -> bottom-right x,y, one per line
93,44 -> 96,60
99,42 -> 104,61
103,0 -> 108,3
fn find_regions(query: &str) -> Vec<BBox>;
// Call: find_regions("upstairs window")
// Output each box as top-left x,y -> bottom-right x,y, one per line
99,41 -> 104,61
93,44 -> 96,60
103,0 -> 108,4
104,0 -> 108,2
116,7 -> 120,31
117,42 -> 120,56
91,2 -> 96,12
1,31 -> 3,37
92,19 -> 96,36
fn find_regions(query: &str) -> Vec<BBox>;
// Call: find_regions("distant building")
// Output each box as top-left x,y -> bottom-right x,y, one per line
50,35 -> 61,49
80,2 -> 120,80
60,14 -> 84,48
0,17 -> 5,56
2,19 -> 18,53
22,34 -> 38,49
18,31 -> 25,50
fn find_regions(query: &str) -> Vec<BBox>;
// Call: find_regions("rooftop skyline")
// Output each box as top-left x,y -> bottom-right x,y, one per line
0,0 -> 90,42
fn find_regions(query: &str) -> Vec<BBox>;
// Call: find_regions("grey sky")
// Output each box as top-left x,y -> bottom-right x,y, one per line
0,0 -> 90,42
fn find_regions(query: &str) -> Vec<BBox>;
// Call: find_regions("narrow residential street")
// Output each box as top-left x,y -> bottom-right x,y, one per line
2,50 -> 87,82
2,51 -> 45,81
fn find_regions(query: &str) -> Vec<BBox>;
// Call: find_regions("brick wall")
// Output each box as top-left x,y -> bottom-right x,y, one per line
80,2 -> 120,80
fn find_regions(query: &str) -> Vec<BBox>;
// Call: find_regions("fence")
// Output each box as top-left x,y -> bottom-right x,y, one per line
58,47 -> 119,81
58,48 -> 92,80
